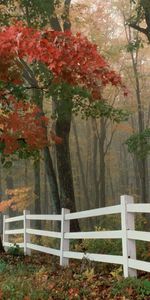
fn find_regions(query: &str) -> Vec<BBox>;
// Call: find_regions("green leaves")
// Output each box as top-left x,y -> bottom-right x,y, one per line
111,277 -> 150,299
50,82 -> 129,123
20,0 -> 60,27
73,98 -> 129,122
126,38 -> 144,52
125,128 -> 150,158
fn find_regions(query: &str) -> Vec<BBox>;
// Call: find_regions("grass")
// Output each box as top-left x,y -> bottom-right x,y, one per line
0,252 -> 149,300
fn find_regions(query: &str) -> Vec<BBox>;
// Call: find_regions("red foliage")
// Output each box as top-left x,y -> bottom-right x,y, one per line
0,23 -> 126,96
0,98 -> 48,154
0,22 -> 127,154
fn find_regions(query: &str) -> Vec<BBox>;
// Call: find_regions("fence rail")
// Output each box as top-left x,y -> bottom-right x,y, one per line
3,195 -> 150,278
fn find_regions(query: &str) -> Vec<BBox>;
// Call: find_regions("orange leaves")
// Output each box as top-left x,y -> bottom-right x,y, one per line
34,267 -> 49,287
5,187 -> 35,212
0,199 -> 14,212
0,187 -> 34,212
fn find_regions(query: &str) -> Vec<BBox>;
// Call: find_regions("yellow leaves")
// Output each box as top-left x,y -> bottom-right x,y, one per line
34,267 -> 49,286
0,4 -> 7,13
110,266 -> 123,281
83,267 -> 95,281
5,186 -> 35,212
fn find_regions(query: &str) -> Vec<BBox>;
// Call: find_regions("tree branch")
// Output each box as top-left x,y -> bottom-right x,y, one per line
129,23 -> 150,41
62,0 -> 72,31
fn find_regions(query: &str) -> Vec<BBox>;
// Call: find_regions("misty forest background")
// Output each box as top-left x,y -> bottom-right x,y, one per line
0,0 -> 150,234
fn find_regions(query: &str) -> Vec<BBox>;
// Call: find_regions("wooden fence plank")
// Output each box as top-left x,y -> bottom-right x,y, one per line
65,205 -> 121,220
26,228 -> 61,238
65,230 -> 122,239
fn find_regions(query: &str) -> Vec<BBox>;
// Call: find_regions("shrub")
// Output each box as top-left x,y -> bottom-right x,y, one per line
111,277 -> 150,299
7,244 -> 24,256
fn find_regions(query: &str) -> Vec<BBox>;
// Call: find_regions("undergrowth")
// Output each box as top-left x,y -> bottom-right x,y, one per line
0,253 -> 149,300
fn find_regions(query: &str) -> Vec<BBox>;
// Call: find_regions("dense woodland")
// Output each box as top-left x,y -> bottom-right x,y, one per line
0,0 -> 150,234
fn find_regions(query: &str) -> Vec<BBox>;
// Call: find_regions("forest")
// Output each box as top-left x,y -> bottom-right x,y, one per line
0,0 -> 150,299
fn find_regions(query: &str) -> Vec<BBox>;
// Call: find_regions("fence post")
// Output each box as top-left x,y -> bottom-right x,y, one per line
23,210 -> 31,255
3,214 -> 9,251
60,208 -> 70,266
121,195 -> 137,278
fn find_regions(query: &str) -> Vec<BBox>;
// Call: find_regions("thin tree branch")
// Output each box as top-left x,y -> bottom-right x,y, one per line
129,23 -> 149,39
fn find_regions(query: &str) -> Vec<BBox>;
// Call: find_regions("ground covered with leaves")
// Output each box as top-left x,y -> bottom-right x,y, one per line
0,252 -> 149,300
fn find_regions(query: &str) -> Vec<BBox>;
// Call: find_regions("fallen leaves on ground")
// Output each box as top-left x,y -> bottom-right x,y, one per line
0,252 -> 149,300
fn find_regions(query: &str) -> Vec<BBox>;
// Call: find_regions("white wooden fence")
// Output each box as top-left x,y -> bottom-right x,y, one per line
3,195 -> 150,278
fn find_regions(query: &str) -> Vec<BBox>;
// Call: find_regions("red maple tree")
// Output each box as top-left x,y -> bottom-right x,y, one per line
0,22 -> 127,155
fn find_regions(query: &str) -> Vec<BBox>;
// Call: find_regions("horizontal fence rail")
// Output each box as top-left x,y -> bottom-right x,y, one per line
26,243 -> 61,257
26,229 -> 61,238
4,215 -> 24,223
64,230 -> 122,239
127,203 -> 150,213
26,214 -> 62,221
3,195 -> 150,278
65,204 -> 121,220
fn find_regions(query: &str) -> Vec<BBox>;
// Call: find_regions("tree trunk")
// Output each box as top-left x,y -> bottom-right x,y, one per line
24,160 -> 28,186
6,175 -> 14,217
49,1 -> 80,232
99,118 -> 106,207
34,160 -> 42,229
0,237 -> 4,253
56,112 -> 80,232
44,147 -> 61,214
72,119 -> 90,210
107,166 -> 115,201
124,25 -> 149,203
92,120 -> 99,208
131,45 -> 148,203
43,167 -> 49,214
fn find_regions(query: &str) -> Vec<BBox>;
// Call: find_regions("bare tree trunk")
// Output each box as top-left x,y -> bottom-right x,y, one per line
99,118 -> 106,207
43,167 -> 49,214
129,31 -> 148,203
24,160 -> 28,186
56,113 -> 80,232
107,166 -> 115,201
92,120 -> 99,208
72,119 -> 91,210
123,21 -> 149,203
44,147 -> 61,214
6,175 -> 14,217
34,160 -> 42,229
50,1 -> 80,231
